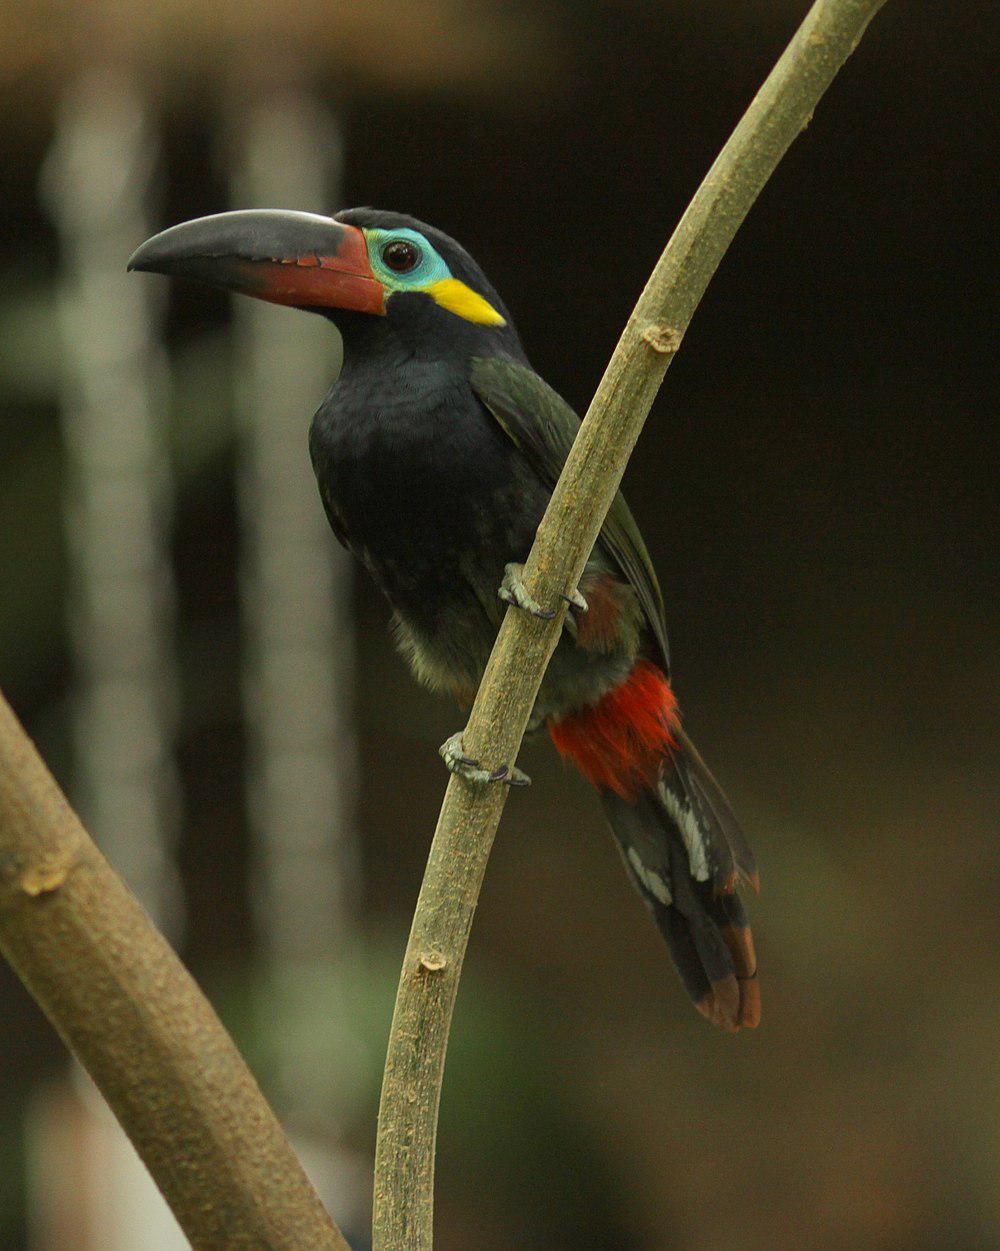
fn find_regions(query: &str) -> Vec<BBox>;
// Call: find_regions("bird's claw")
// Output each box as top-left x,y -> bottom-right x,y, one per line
498,563 -> 587,623
499,563 -> 555,619
561,586 -> 588,639
439,732 -> 531,787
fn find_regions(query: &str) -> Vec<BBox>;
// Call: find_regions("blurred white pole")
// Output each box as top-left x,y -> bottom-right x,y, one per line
35,71 -> 187,1251
42,71 -> 183,935
232,91 -> 365,1225
234,93 -> 359,968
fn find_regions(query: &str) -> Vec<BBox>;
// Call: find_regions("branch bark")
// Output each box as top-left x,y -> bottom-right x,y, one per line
0,692 -> 350,1251
372,1 -> 890,1246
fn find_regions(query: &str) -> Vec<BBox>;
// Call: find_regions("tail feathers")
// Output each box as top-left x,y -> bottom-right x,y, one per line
665,726 -> 759,896
706,889 -> 761,1029
602,763 -> 760,1032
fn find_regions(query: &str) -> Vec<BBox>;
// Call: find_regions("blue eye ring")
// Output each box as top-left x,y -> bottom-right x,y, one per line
382,238 -> 422,273
363,227 -> 451,289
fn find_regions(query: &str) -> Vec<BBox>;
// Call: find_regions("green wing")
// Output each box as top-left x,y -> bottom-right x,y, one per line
471,355 -> 670,671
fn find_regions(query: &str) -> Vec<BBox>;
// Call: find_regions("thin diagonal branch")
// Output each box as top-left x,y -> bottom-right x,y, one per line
0,693 -> 351,1251
372,1 -> 890,1246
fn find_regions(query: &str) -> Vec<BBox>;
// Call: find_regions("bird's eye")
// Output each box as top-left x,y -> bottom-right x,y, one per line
382,239 -> 421,273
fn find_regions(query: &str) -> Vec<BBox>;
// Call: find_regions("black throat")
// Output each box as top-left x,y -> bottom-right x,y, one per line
308,306 -> 539,627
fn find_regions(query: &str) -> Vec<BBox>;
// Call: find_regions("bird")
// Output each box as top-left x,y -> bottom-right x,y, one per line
129,207 -> 761,1032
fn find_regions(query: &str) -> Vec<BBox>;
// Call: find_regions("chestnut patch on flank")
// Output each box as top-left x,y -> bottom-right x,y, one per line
575,570 -> 629,652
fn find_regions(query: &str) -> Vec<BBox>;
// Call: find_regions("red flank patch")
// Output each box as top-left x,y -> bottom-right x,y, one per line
548,659 -> 679,799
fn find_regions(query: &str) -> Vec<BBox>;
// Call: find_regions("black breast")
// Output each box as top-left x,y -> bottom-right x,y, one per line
309,356 -> 546,631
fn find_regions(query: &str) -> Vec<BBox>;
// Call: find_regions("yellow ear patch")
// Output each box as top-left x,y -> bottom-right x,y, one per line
426,278 -> 506,326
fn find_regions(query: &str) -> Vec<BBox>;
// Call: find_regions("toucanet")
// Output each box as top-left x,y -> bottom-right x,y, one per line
130,208 -> 760,1031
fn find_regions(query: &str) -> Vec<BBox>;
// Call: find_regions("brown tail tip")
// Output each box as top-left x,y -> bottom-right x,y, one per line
700,940 -> 760,1030
697,975 -> 741,1033
738,975 -> 762,1029
719,922 -> 761,1030
697,967 -> 762,1033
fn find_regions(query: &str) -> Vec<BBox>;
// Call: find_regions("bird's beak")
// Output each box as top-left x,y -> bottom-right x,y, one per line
127,209 -> 385,314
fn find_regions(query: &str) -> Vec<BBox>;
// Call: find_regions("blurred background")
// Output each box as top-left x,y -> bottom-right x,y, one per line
0,1 -> 995,1248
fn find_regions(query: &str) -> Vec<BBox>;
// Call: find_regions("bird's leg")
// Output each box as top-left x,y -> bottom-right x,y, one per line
499,562 -> 588,626
439,731 -> 531,787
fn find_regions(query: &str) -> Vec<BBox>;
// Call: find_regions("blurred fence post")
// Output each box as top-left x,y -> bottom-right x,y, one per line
36,70 -> 188,1251
231,88 -> 367,1234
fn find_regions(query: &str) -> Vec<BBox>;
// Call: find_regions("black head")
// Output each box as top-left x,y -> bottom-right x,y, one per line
129,206 -> 525,364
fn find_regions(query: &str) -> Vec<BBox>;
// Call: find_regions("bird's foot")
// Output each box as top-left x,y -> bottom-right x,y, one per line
498,563 -> 588,624
499,563 -> 553,619
439,732 -> 531,787
560,584 -> 588,639
562,585 -> 588,612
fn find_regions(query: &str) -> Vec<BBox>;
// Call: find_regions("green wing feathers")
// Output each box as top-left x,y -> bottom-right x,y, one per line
470,356 -> 670,670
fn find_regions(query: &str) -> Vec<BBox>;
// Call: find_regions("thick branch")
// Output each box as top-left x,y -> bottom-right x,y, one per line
372,1 -> 889,1247
0,693 -> 350,1251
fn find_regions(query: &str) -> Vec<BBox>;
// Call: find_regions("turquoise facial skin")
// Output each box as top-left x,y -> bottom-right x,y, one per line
363,227 -> 452,292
